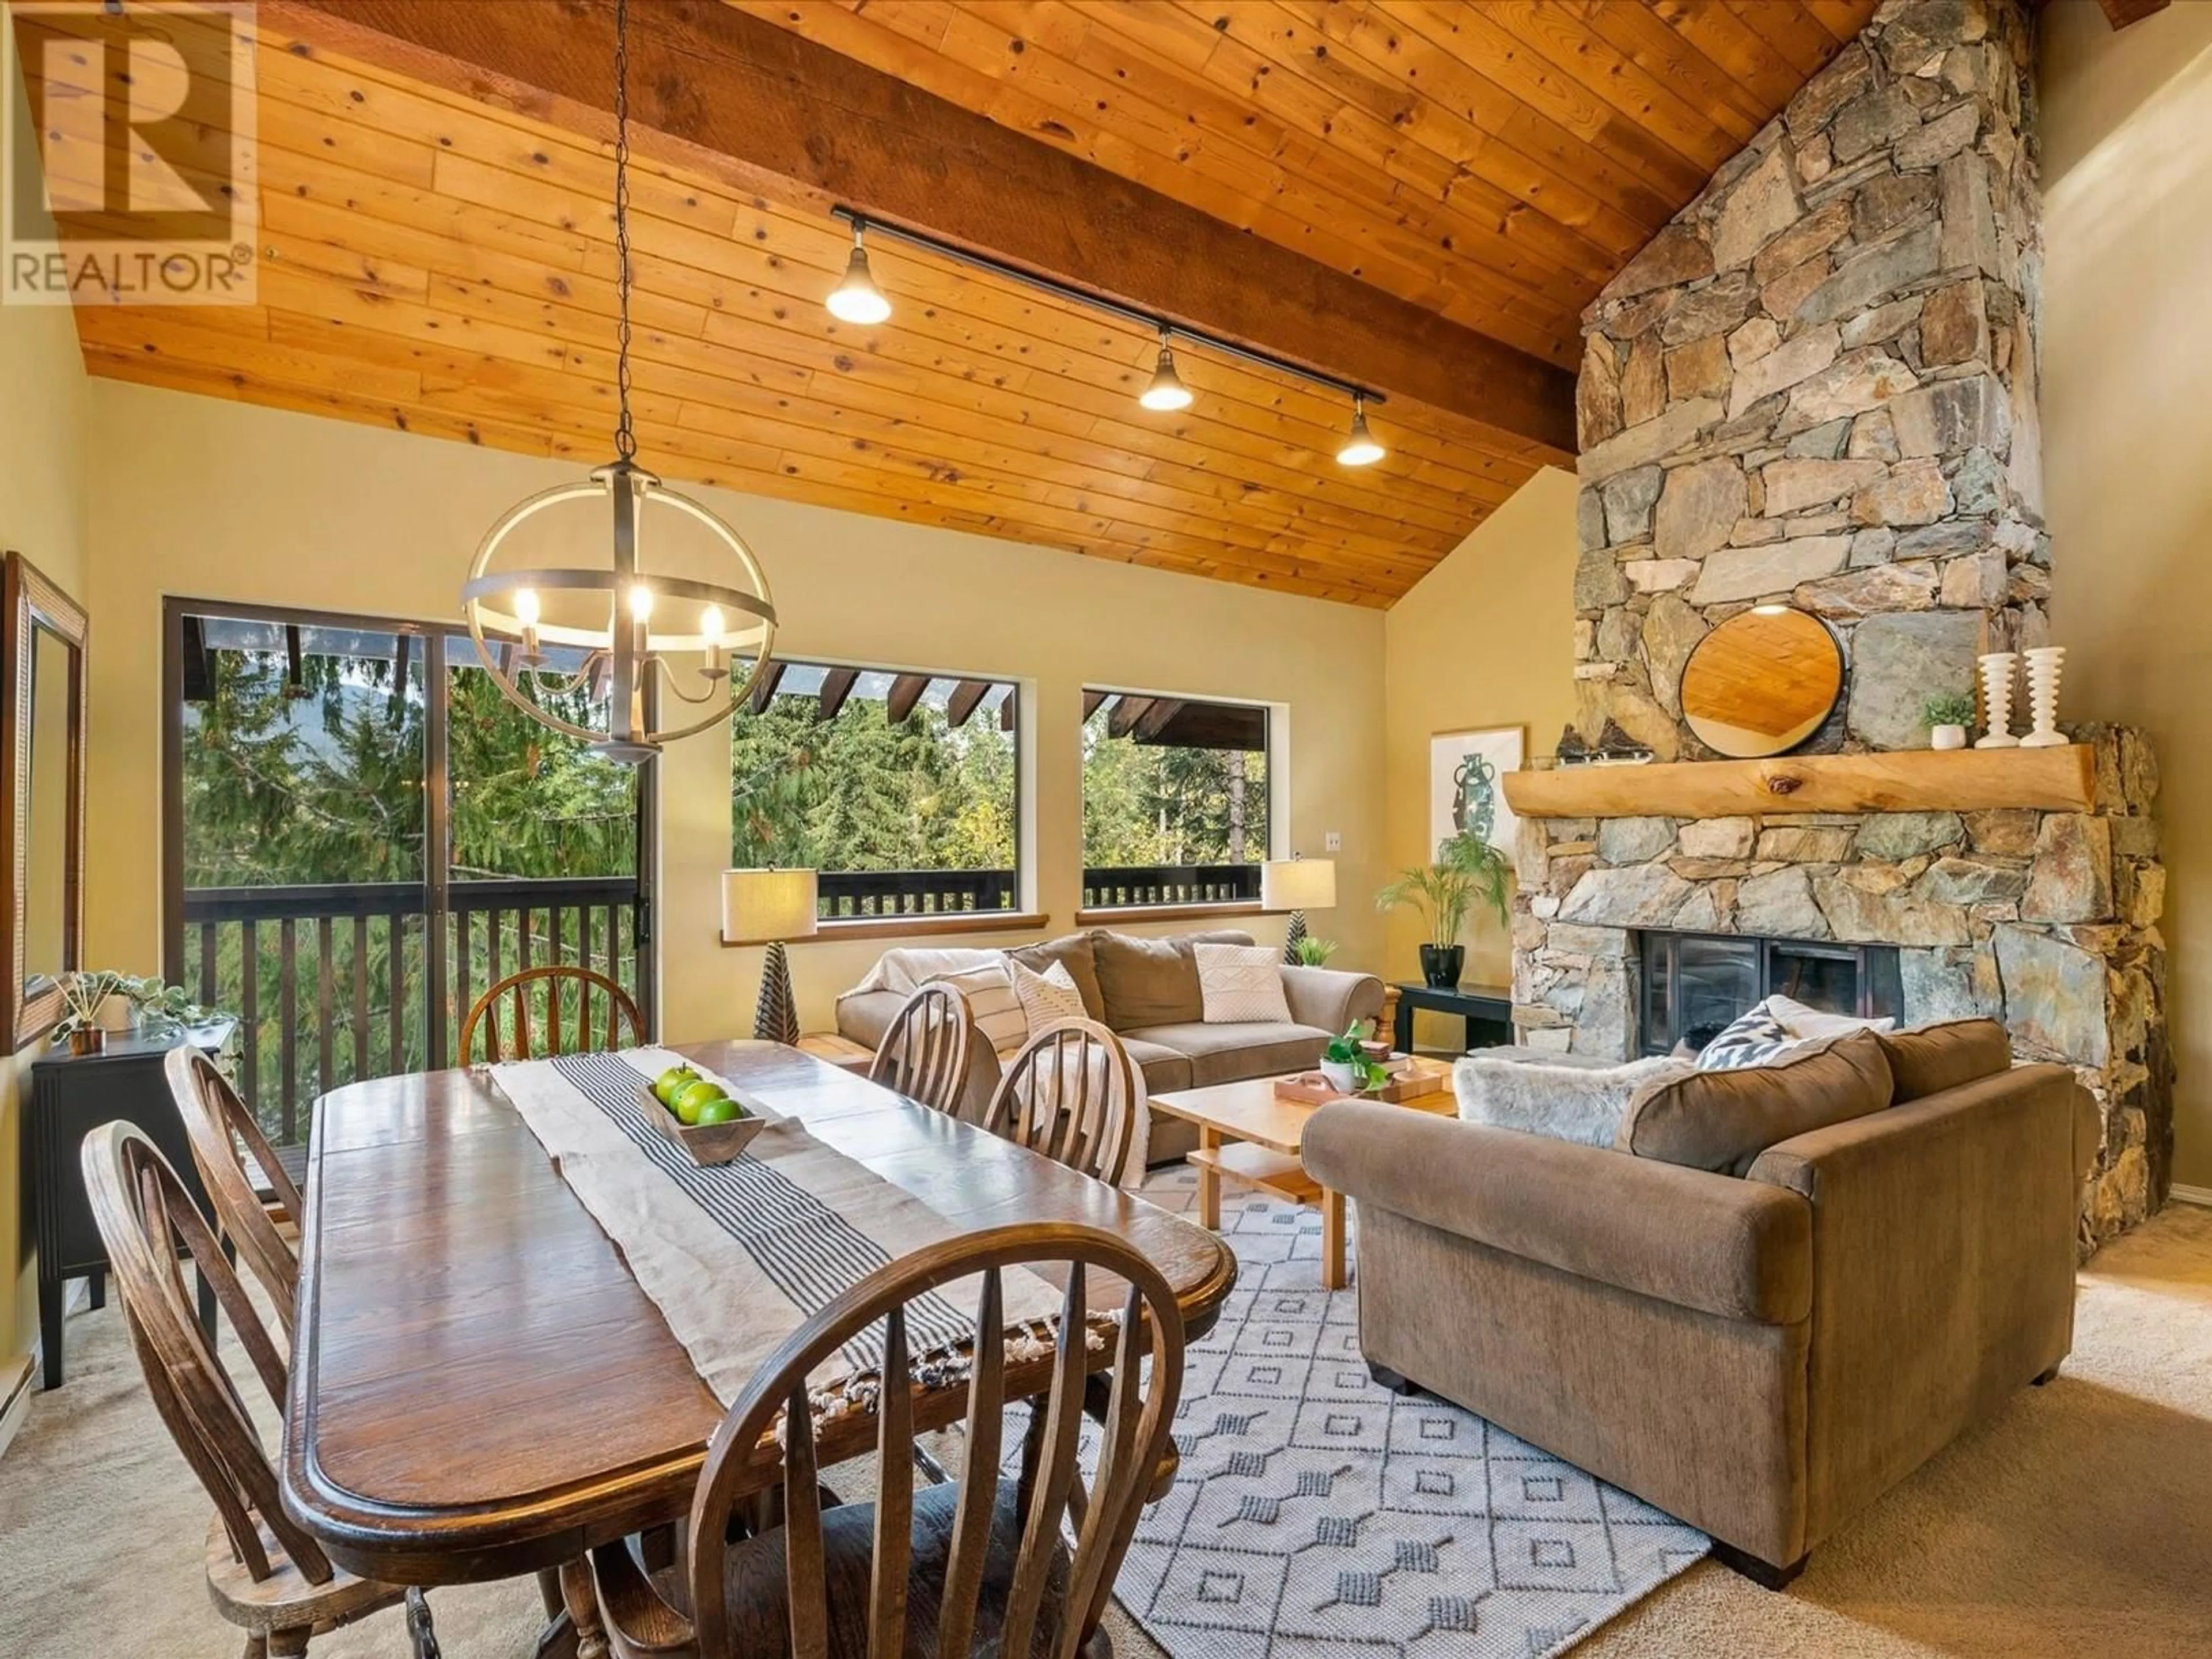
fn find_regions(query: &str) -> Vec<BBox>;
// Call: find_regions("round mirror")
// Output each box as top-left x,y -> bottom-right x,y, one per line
1680,607 -> 1844,757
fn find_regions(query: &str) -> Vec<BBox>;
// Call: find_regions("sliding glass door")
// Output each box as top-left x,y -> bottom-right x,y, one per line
162,600 -> 654,1146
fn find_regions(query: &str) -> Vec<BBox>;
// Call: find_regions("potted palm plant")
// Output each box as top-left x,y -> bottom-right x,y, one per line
1377,832 -> 1513,988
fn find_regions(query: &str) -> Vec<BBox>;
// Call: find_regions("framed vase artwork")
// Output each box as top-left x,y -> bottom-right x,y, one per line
1430,725 -> 1524,857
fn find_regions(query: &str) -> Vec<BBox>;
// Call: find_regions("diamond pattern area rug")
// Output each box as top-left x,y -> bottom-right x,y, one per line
1119,1177 -> 1709,1658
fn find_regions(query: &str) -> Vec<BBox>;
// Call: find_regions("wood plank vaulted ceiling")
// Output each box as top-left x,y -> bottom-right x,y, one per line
30,0 -> 1876,607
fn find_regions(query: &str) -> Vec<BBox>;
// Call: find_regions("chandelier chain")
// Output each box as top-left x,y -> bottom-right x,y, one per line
612,0 -> 637,462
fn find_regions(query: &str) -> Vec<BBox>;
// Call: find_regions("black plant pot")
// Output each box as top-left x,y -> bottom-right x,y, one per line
1419,944 -> 1464,990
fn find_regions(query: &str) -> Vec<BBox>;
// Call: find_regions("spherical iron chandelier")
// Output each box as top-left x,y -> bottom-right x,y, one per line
460,0 -> 775,763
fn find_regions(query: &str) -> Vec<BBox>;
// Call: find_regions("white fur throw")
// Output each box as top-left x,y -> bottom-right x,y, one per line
1453,1054 -> 1696,1149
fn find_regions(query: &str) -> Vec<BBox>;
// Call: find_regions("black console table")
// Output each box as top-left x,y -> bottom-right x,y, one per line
25,1021 -> 234,1388
1392,981 -> 1514,1056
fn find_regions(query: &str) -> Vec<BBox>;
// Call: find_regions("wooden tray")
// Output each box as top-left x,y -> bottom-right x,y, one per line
638,1081 -> 775,1165
1274,1057 -> 1449,1107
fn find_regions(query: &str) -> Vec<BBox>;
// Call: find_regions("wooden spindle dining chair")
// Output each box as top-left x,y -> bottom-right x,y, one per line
80,1122 -> 441,1659
866,983 -> 974,1117
984,1020 -> 1141,1187
588,1222 -> 1185,1659
459,964 -> 644,1064
165,1047 -> 303,1339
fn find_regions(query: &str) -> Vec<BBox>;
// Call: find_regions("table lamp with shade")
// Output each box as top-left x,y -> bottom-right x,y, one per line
721,868 -> 819,1044
1261,856 -> 1337,964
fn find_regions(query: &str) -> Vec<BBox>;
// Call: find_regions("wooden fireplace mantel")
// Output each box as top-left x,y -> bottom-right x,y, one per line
1500,745 -> 2096,820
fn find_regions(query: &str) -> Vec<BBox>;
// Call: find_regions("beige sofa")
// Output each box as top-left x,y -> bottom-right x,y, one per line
835,928 -> 1384,1162
1304,1020 -> 2098,1587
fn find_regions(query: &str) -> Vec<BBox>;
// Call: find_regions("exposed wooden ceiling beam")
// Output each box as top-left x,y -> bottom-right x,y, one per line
885,673 -> 931,725
2097,0 -> 2171,27
1107,696 -> 1151,740
1081,690 -> 1109,724
269,0 -> 1577,460
816,668 -> 858,722
1134,699 -> 1185,741
998,685 -> 1016,734
746,657 -> 786,714
945,680 -> 993,730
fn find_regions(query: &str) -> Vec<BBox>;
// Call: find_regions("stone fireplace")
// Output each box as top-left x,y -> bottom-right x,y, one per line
1513,0 -> 2171,1250
1633,930 -> 1902,1056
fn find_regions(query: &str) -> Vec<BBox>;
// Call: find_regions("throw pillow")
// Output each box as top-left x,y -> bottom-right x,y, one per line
1766,992 -> 1897,1042
1003,933 -> 1105,1022
1695,1000 -> 1796,1071
1091,932 -> 1205,1029
927,963 -> 1028,1062
1877,1017 -> 2011,1102
1009,957 -> 1089,1040
1453,1053 -> 1695,1149
1193,943 -> 1293,1025
1618,1029 -> 1896,1175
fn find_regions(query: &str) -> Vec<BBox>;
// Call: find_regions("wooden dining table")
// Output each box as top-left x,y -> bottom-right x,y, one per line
279,1039 -> 1237,1645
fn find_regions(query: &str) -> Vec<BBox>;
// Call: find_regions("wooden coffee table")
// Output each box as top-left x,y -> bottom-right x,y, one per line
1149,1062 -> 1455,1290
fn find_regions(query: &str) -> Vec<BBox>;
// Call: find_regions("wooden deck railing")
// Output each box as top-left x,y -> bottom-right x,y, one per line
812,865 -> 1262,921
180,876 -> 642,1145
1078,863 -> 1261,910
180,863 -> 1256,1139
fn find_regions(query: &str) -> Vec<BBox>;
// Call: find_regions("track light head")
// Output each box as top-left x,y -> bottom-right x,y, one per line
1138,329 -> 1194,412
1336,396 -> 1385,466
825,224 -> 892,325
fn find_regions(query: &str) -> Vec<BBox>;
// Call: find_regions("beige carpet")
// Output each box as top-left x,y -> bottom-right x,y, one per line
2,1198 -> 2206,1658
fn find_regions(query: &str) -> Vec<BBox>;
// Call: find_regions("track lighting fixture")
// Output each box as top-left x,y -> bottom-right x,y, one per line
1336,395 -> 1386,467
825,222 -> 892,325
1138,327 -> 1194,412
822,208 -> 1386,450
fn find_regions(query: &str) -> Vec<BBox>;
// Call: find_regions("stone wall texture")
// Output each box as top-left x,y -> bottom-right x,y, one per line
1573,0 -> 2044,759
1527,0 -> 2171,1250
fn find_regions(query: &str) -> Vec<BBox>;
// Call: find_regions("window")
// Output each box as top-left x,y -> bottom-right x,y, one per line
167,604 -> 652,1145
1081,691 -> 1270,910
730,661 -> 1020,921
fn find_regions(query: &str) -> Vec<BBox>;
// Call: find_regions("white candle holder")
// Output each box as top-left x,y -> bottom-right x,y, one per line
2019,646 -> 2068,748
1974,652 -> 2019,749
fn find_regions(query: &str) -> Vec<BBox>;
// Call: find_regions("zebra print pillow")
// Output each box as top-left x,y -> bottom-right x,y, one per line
1695,1001 -> 1797,1072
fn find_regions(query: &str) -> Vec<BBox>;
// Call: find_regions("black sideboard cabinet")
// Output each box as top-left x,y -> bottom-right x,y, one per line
24,1021 -> 234,1388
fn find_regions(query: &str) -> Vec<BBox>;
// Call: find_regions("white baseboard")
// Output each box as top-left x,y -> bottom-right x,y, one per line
2170,1183 -> 2212,1209
0,1351 -> 33,1463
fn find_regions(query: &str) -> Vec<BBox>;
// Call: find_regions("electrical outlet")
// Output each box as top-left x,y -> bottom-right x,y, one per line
1324,831 -> 1342,853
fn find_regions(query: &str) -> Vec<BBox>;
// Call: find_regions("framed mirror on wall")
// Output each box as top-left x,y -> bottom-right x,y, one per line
2,551 -> 88,1052
1679,606 -> 1846,759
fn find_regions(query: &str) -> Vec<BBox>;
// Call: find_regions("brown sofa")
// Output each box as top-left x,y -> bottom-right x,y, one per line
1304,1020 -> 2099,1586
835,928 -> 1384,1162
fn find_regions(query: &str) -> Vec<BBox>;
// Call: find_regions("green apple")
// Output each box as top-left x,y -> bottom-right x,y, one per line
652,1065 -> 697,1105
672,1078 -> 728,1126
694,1097 -> 744,1126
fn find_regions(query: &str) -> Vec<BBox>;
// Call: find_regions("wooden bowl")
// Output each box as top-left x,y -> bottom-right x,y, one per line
638,1082 -> 774,1166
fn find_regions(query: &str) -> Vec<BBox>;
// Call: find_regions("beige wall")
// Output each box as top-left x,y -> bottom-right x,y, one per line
1381,468 -> 1579,1051
77,380 -> 1388,1043
0,143 -> 91,1391
2041,0 -> 2212,1192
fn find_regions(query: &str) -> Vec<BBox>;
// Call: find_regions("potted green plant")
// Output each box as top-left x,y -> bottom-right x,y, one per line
1923,690 -> 1976,751
1291,934 -> 1338,967
1320,1021 -> 1393,1094
1377,831 -> 1513,989
51,971 -> 215,1055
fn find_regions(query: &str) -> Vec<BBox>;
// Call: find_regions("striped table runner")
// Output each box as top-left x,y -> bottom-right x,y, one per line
490,1046 -> 1066,1402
